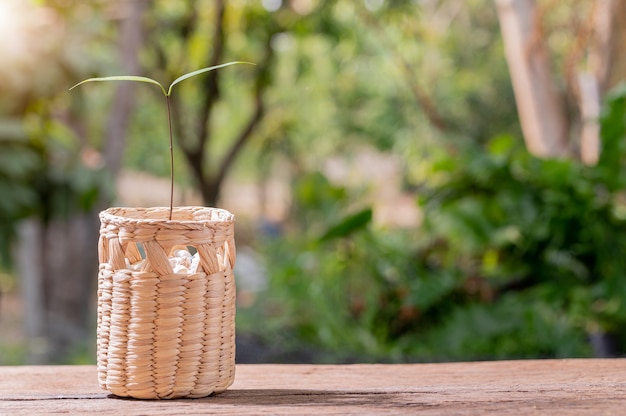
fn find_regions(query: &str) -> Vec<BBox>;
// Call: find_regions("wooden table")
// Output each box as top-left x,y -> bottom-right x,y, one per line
0,360 -> 625,415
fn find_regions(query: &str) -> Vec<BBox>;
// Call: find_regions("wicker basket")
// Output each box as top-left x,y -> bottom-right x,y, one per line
96,207 -> 236,399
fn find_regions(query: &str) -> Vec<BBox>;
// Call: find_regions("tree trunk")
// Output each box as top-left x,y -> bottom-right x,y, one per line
103,0 -> 148,178
578,71 -> 601,165
495,0 -> 569,158
16,211 -> 99,363
43,211 -> 100,363
578,0 -> 626,165
15,220 -> 46,364
173,1 -> 272,208
591,0 -> 626,95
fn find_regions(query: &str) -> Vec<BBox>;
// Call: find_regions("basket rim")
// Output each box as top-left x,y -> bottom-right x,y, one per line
100,206 -> 235,226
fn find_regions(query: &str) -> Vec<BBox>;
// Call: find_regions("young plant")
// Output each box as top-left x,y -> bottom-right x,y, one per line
70,62 -> 253,219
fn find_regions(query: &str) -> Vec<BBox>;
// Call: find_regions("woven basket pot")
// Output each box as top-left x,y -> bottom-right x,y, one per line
96,206 -> 236,399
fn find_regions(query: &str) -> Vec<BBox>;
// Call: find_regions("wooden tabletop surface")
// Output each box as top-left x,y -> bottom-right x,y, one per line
0,359 -> 625,415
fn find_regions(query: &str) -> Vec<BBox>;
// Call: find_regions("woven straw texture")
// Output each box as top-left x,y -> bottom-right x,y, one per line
97,207 -> 236,399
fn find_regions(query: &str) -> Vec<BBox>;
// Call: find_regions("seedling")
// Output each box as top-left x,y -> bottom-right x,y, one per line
70,62 -> 254,219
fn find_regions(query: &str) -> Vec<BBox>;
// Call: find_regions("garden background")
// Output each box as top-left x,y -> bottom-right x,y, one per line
1,0 -> 626,364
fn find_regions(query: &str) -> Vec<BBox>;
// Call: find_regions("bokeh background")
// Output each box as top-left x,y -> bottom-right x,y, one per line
1,0 -> 626,364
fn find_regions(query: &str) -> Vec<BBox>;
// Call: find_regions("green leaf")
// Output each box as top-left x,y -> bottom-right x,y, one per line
319,208 -> 372,242
69,76 -> 167,96
167,61 -> 255,95
69,62 -> 255,97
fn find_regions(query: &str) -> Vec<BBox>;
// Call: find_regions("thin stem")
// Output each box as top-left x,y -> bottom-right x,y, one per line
166,95 -> 174,220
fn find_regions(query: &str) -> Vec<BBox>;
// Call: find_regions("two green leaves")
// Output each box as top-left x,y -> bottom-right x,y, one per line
69,61 -> 253,96
69,61 -> 254,219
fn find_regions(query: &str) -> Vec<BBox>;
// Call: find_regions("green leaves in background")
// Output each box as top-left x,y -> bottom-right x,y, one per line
319,208 -> 372,242
240,84 -> 626,362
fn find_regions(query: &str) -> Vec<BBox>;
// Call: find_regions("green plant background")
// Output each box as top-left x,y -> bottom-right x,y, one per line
238,87 -> 626,362
1,0 -> 625,364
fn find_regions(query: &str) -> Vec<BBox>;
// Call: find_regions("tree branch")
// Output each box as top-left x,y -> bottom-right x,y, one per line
195,0 -> 226,152
212,85 -> 265,201
354,4 -> 449,132
103,0 -> 148,178
210,40 -> 273,204
495,0 -> 569,158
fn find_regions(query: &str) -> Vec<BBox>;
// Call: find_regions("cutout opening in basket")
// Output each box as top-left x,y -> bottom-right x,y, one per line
174,245 -> 233,274
117,240 -> 232,275
167,245 -> 201,274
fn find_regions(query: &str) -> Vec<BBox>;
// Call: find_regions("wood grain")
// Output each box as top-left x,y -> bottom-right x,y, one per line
0,360 -> 625,415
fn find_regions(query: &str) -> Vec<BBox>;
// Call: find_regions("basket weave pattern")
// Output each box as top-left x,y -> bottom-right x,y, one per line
97,207 -> 236,399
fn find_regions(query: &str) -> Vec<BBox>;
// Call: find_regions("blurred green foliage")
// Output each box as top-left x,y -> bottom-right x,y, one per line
0,1 -> 112,268
239,86 -> 626,362
2,0 -> 626,364
0,113 -> 109,268
420,85 -> 626,353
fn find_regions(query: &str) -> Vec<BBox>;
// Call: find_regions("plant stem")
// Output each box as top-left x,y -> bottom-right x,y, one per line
166,95 -> 174,220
